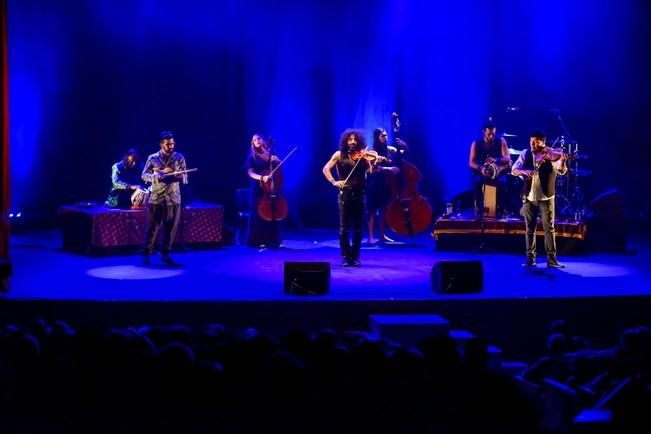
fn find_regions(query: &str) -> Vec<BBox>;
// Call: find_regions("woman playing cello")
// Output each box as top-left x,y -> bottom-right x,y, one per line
245,134 -> 282,248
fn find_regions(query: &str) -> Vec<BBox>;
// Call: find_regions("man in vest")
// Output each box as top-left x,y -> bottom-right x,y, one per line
512,130 -> 568,268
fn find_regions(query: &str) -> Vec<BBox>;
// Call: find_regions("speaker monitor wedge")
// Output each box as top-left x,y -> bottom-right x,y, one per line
284,262 -> 330,295
431,260 -> 483,293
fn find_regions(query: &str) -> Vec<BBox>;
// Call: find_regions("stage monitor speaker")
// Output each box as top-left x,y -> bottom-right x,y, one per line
284,262 -> 330,295
587,188 -> 627,251
431,261 -> 483,293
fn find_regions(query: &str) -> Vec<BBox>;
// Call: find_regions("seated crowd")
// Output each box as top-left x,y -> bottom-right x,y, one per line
1,319 -> 534,434
1,318 -> 649,433
521,320 -> 651,433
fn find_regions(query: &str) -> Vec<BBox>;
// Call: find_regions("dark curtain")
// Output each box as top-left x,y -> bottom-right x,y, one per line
6,1 -> 651,228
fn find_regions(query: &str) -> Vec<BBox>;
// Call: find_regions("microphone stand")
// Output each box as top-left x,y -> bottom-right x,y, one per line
553,110 -> 572,141
471,169 -> 497,254
478,179 -> 489,251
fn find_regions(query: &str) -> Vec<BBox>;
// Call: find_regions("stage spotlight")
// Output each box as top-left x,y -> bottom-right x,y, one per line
87,265 -> 184,280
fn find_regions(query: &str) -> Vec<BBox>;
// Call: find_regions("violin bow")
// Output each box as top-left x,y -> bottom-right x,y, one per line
341,147 -> 369,187
267,146 -> 298,177
153,168 -> 197,184
160,168 -> 198,177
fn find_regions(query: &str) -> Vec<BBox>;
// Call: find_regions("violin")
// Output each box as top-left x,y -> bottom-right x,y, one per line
538,147 -> 569,159
350,148 -> 391,164
532,147 -> 572,171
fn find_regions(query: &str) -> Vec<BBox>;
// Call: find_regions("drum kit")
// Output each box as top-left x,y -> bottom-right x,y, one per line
486,106 -> 590,221
506,136 -> 590,221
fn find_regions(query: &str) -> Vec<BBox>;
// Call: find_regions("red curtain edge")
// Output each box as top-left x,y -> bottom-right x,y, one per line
1,0 -> 10,261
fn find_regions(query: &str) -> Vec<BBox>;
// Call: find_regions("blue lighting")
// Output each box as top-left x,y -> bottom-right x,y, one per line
8,0 -> 643,224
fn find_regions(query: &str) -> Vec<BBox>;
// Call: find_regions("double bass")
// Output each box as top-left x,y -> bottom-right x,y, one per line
385,113 -> 433,237
257,144 -> 297,222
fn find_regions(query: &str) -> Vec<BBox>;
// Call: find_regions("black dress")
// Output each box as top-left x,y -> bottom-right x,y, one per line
246,153 -> 282,247
366,146 -> 394,213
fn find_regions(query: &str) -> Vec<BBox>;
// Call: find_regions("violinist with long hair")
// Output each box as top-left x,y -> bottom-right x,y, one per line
323,129 -> 383,267
245,134 -> 282,248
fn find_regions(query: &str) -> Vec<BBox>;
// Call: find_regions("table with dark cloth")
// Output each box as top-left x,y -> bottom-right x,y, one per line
59,201 -> 223,253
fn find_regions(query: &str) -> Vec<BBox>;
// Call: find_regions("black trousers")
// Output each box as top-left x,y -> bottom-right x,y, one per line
520,198 -> 557,260
144,203 -> 181,257
338,189 -> 365,261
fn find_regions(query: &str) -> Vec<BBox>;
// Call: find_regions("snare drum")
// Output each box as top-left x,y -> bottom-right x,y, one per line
131,188 -> 150,209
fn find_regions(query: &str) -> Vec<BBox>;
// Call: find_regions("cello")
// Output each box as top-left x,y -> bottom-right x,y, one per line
257,144 -> 297,222
385,113 -> 433,238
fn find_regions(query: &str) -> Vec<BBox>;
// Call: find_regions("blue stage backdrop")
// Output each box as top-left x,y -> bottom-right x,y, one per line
8,0 -> 651,227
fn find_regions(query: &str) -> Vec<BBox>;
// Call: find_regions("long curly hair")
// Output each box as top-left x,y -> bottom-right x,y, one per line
338,128 -> 366,158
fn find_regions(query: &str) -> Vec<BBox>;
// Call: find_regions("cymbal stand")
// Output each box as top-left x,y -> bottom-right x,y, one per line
551,109 -> 586,222
568,141 -> 586,222
552,138 -> 571,220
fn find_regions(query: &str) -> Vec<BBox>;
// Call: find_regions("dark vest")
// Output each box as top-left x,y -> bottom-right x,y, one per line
474,137 -> 503,169
337,152 -> 368,191
521,149 -> 557,198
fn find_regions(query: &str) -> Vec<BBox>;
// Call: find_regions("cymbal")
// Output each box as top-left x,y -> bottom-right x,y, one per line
573,169 -> 592,176
551,137 -> 577,145
508,148 -> 524,155
502,133 -> 518,137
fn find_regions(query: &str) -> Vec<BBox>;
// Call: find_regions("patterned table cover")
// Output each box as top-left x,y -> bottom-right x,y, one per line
59,201 -> 223,251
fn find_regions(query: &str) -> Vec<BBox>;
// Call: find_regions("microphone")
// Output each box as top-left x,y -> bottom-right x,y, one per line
505,106 -> 520,112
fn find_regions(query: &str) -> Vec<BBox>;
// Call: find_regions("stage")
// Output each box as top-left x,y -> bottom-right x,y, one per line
3,228 -> 650,359
6,228 -> 649,302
